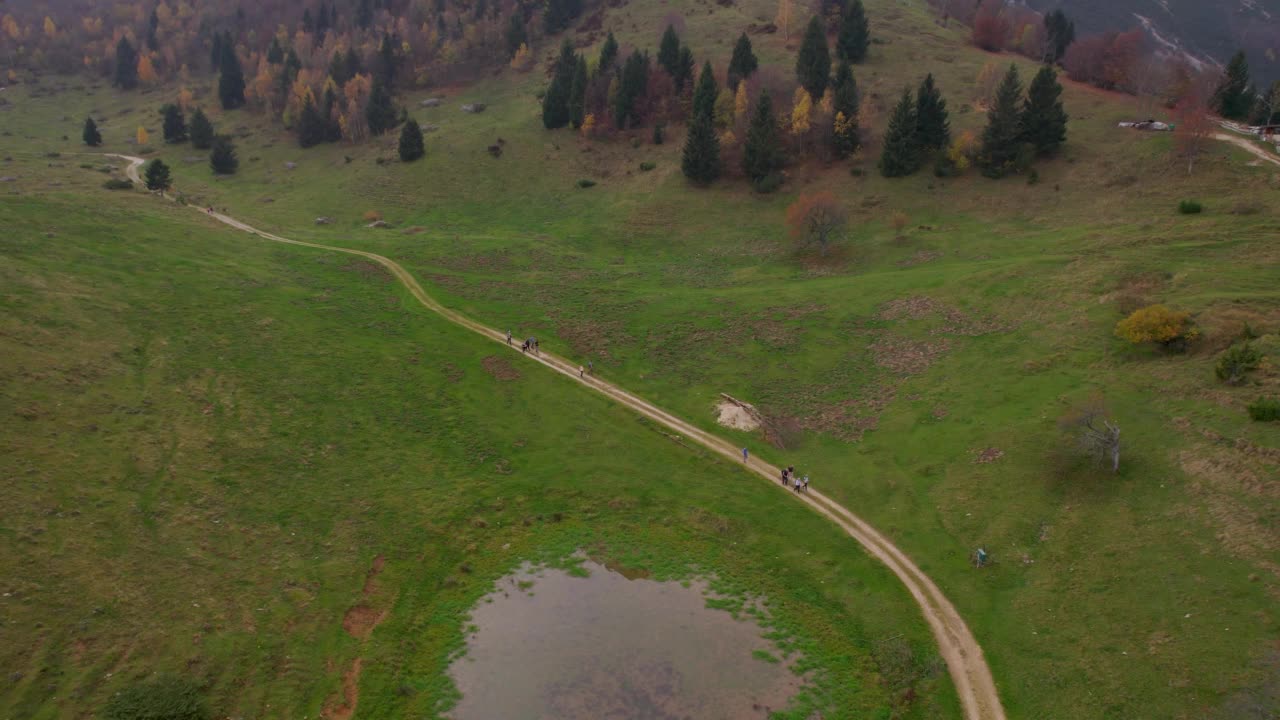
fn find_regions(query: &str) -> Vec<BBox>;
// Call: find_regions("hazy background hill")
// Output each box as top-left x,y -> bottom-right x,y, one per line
1026,0 -> 1280,84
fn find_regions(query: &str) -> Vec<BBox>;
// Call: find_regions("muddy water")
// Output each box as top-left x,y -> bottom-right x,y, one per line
447,561 -> 803,720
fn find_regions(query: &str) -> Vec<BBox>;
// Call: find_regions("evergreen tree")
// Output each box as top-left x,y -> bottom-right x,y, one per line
366,78 -> 398,135
82,117 -> 103,147
658,25 -> 681,77
209,135 -> 239,175
1043,10 -> 1074,63
569,55 -> 588,129
329,51 -> 351,85
674,45 -> 695,93
376,35 -> 398,88
144,158 -> 172,191
728,33 -> 758,88
267,36 -> 284,64
398,118 -> 425,161
914,73 -> 949,152
542,40 -> 576,129
357,0 -> 373,29
296,96 -> 327,148
218,35 -> 246,109
210,32 -> 223,72
146,9 -> 159,49
979,64 -> 1025,178
114,37 -> 139,89
544,0 -> 583,33
598,31 -> 618,72
831,61 -> 860,157
506,13 -> 527,58
879,88 -> 920,177
160,104 -> 188,143
692,61 -> 718,122
796,16 -> 831,100
836,0 -> 869,63
321,87 -> 343,142
681,112 -> 720,184
317,4 -> 331,34
1020,64 -> 1068,155
343,49 -> 363,83
743,91 -> 783,181
189,108 -> 214,149
1212,51 -> 1253,120
614,50 -> 649,129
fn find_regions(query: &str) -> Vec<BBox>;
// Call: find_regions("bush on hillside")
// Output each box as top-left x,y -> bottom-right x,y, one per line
362,210 -> 383,222
1179,200 -> 1203,214
101,675 -> 208,720
1115,304 -> 1198,352
752,172 -> 783,194
1215,342 -> 1263,385
576,178 -> 596,188
639,161 -> 656,171
1247,398 -> 1280,421
102,178 -> 134,190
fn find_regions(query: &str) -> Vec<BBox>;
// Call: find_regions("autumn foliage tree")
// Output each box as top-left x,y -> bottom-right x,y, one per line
786,191 -> 848,256
1173,90 -> 1213,175
1115,305 -> 1197,351
972,0 -> 1010,52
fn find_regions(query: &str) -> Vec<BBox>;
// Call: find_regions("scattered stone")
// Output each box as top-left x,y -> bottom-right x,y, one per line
461,102 -> 487,113
420,97 -> 443,107
0,176 -> 16,182
182,156 -> 201,164
284,161 -> 297,170
366,220 -> 391,229
260,197 -> 274,203
972,447 -> 1005,464
422,123 -> 440,133
315,216 -> 334,225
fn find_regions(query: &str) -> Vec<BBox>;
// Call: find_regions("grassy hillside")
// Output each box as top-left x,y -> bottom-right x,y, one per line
3,0 -> 1280,717
0,160 -> 958,719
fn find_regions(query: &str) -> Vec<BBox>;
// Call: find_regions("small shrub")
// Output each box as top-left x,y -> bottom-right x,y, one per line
1247,398 -> 1280,421
576,178 -> 596,188
362,210 -> 383,222
639,161 -> 656,172
102,179 -> 134,190
1115,304 -> 1198,352
1027,168 -> 1039,185
890,211 -> 910,237
1178,199 -> 1203,214
101,675 -> 208,720
630,136 -> 641,149
1216,342 -> 1263,385
850,167 -> 864,177
752,171 -> 784,194
652,122 -> 665,145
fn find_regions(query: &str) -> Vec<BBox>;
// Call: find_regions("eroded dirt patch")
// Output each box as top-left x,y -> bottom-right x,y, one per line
342,605 -> 387,639
870,336 -> 952,375
324,658 -> 363,720
482,355 -> 522,381
341,259 -> 392,283
715,395 -> 761,431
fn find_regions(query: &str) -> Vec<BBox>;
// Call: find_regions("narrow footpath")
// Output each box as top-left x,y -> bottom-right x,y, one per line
111,154 -> 1007,720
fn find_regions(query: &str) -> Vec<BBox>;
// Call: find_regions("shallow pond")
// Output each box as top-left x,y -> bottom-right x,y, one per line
447,560 -> 804,720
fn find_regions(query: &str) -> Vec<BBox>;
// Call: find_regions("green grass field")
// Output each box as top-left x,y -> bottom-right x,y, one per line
3,0 -> 1280,717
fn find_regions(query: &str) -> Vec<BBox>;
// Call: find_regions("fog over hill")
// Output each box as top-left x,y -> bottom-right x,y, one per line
1024,0 -> 1280,84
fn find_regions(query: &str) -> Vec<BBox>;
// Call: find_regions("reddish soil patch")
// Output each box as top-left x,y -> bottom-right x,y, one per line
972,447 -> 1005,464
870,335 -> 952,375
878,295 -> 1009,336
324,658 -> 362,720
801,384 -> 897,442
481,355 -> 522,381
341,259 -> 392,283
361,554 -> 385,596
442,362 -> 465,383
342,604 -> 387,639
897,250 -> 942,267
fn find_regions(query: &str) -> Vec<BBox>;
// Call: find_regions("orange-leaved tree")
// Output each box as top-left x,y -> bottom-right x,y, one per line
786,191 -> 847,256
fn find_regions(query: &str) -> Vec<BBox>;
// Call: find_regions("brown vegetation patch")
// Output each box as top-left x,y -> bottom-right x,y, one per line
897,250 -> 942,267
972,447 -> 1005,464
442,362 -> 464,383
878,295 -> 1009,336
800,385 -> 896,442
362,554 -> 385,596
324,658 -> 362,720
554,317 -> 629,360
434,249 -> 513,274
870,335 -> 952,375
880,296 -> 944,321
481,355 -> 521,381
340,259 -> 392,283
342,605 -> 386,639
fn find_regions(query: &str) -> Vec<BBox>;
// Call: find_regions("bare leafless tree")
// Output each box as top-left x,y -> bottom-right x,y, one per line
1059,399 -> 1121,473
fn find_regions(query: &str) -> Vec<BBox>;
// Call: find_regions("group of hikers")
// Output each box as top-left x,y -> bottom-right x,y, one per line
506,328 -> 593,378
741,448 -> 810,493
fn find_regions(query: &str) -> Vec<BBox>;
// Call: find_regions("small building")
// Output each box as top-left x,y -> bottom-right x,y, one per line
1258,125 -> 1280,139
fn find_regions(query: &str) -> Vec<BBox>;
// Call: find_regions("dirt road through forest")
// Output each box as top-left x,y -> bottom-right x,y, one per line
111,154 -> 1007,720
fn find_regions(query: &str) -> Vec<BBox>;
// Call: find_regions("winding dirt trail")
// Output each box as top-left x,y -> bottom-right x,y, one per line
110,154 -> 1006,720
1210,133 -> 1280,168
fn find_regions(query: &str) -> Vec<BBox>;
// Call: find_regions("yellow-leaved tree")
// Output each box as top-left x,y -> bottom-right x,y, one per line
733,82 -> 748,125
1115,305 -> 1198,351
136,126 -> 149,145
790,89 -> 811,136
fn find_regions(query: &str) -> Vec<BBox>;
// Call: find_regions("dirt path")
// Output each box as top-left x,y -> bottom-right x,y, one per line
109,154 -> 1006,720
1212,133 -> 1280,167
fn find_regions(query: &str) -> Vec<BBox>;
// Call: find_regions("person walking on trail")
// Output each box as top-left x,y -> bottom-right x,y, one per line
742,447 -> 749,463
781,467 -> 789,486
578,365 -> 585,378
521,340 -> 529,354
506,329 -> 513,345
802,474 -> 810,493
587,360 -> 593,375
793,474 -> 802,492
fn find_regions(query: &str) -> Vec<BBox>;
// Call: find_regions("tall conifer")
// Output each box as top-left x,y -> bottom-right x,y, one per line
979,64 -> 1025,178
879,88 -> 919,177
